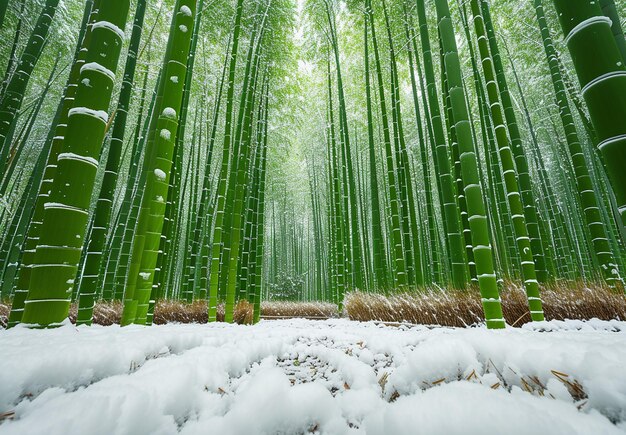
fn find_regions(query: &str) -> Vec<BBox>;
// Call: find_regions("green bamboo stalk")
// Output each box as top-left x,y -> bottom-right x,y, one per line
0,0 -> 8,28
551,0 -> 626,236
599,0 -> 626,62
534,0 -> 620,286
0,0 -> 61,175
121,0 -> 196,325
367,0 -> 407,287
222,6 -> 269,322
363,12 -> 387,286
252,89 -> 268,321
208,0 -> 245,322
327,59 -> 346,307
470,0 -> 545,321
381,0 -> 422,286
1,0 -> 26,98
435,0 -> 505,329
7,0 -> 100,327
416,0 -> 467,288
404,10 -> 437,284
76,0 -> 147,325
20,0 -> 130,327
479,0 -> 549,283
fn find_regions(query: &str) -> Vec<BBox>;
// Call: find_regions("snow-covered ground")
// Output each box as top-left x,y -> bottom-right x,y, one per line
1,318 -> 625,435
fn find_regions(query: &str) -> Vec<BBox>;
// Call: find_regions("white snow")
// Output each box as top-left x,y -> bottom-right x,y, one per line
80,62 -> 116,82
68,107 -> 109,124
160,129 -> 171,140
91,20 -> 126,41
162,107 -> 176,119
57,152 -> 99,167
154,168 -> 166,180
0,319 -> 624,435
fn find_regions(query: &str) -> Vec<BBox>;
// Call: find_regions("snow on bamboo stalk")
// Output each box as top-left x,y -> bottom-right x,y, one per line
381,0 -> 422,286
6,0 -> 98,328
208,0 -> 245,322
470,0 -> 545,320
551,0 -> 626,236
121,0 -> 196,326
415,0 -> 467,288
150,0 -> 205,319
404,10 -> 438,284
325,0 -> 365,290
0,57 -> 61,297
221,4 -> 268,322
0,0 -> 60,174
252,96 -> 269,323
20,1 -> 130,327
363,10 -> 387,287
479,0 -> 549,283
327,69 -> 347,308
366,0 -> 408,287
76,0 -> 147,326
534,0 -> 621,287
435,0 -> 505,329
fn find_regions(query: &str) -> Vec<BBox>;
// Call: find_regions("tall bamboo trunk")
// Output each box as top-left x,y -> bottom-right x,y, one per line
20,0 -> 131,327
551,0 -> 626,245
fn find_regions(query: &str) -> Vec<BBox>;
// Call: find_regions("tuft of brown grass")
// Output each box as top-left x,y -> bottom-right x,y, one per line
261,301 -> 338,319
152,300 -> 208,324
0,298 -> 325,327
67,300 -> 123,325
0,300 -> 10,328
344,280 -> 626,327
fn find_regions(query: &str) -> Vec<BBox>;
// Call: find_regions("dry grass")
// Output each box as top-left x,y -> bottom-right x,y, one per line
1,280 -> 622,328
261,301 -> 339,319
344,280 -> 626,327
75,300 -> 254,326
0,300 -> 9,328
0,299 -> 334,328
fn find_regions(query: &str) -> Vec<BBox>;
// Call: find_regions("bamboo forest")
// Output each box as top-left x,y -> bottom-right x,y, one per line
1,0 -> 626,433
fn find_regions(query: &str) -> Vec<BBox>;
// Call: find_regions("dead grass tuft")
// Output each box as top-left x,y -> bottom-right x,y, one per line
0,301 -> 9,328
0,298 -> 324,327
261,301 -> 339,319
344,280 -> 626,327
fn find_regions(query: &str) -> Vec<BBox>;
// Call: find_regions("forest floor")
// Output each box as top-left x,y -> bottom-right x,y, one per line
0,318 -> 625,434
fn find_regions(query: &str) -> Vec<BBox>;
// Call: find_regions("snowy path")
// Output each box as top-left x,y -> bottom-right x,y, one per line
0,319 -> 625,435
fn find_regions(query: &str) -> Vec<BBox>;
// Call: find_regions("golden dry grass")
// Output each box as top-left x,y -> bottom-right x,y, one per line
0,280 -> 623,328
260,301 -> 339,319
344,280 -> 626,327
0,299 -> 334,327
0,301 -> 9,328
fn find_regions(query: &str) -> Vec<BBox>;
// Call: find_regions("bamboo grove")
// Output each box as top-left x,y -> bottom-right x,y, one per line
0,0 -> 625,329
